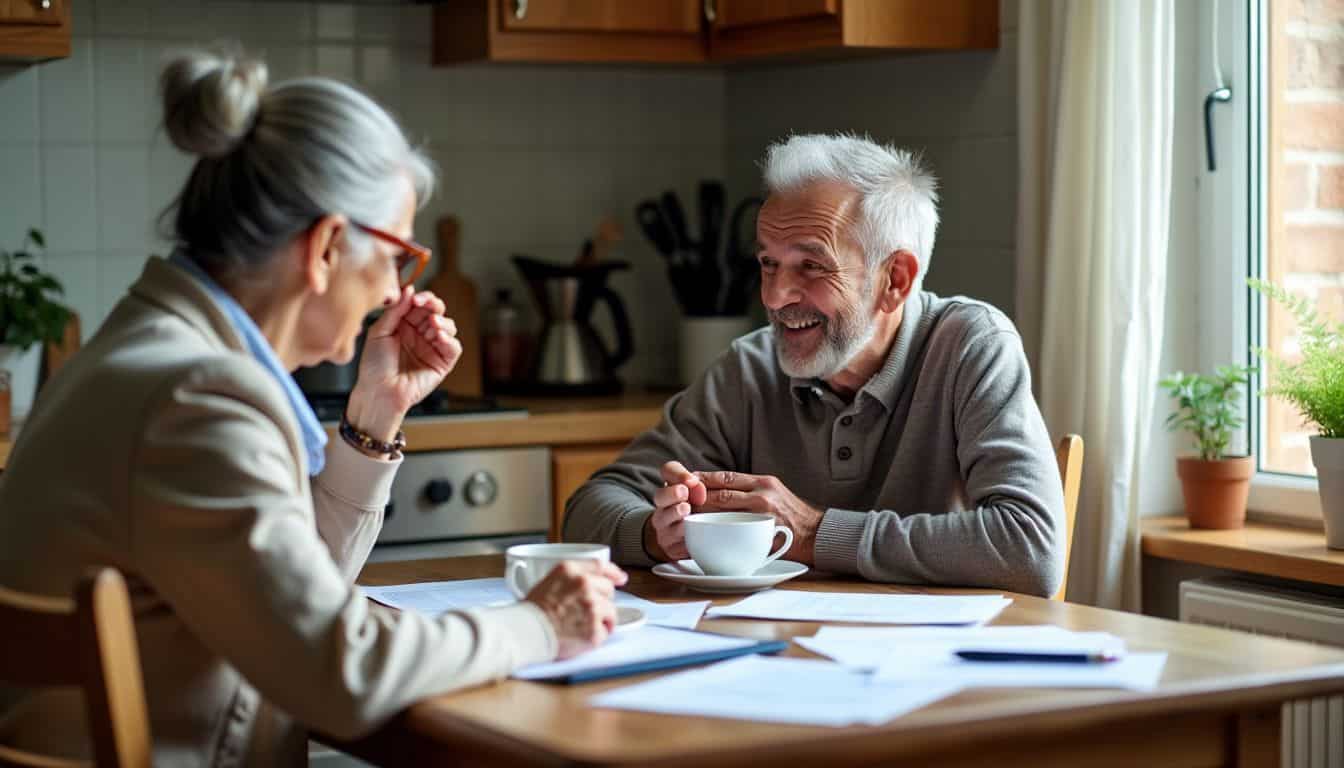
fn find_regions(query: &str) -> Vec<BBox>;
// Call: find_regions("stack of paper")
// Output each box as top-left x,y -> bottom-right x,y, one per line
795,625 -> 1166,690
704,590 -> 1012,625
362,578 -> 709,630
590,655 -> 962,726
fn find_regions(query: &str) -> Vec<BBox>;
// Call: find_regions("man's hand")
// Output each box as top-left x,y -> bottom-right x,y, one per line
643,461 -> 706,562
696,471 -> 824,564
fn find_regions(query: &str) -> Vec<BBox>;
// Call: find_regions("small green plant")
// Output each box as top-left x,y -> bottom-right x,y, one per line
0,229 -> 71,351
1159,364 -> 1256,460
1249,278 -> 1344,439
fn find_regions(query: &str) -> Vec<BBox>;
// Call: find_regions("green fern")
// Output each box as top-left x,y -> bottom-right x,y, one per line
1159,365 -> 1255,460
1248,278 -> 1344,440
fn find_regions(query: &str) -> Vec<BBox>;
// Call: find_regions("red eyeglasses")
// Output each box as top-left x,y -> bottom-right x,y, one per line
352,221 -> 431,288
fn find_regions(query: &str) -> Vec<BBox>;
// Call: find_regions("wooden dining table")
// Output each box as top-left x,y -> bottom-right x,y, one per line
327,555 -> 1344,767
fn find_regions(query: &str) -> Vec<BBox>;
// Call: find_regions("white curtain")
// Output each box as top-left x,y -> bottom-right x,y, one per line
1016,0 -> 1174,611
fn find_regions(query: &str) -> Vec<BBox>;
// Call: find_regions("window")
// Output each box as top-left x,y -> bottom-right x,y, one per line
1200,0 -> 1330,522
1259,0 -> 1343,479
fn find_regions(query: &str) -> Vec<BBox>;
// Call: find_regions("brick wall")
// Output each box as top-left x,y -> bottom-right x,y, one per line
1267,0 -> 1344,474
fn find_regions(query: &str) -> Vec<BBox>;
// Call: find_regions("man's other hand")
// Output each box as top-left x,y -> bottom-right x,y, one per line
696,471 -> 823,564
643,460 -> 706,561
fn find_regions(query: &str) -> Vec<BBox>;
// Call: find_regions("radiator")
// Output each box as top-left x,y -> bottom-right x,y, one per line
1180,577 -> 1344,768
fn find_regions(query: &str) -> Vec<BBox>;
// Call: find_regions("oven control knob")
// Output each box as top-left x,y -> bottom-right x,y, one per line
464,471 -> 497,507
424,479 -> 454,505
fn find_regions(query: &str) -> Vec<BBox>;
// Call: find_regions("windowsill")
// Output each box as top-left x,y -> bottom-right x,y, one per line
1140,514 -> 1344,587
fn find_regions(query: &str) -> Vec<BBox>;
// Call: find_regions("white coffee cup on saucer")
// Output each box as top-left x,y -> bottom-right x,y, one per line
505,543 -> 610,599
683,512 -> 793,577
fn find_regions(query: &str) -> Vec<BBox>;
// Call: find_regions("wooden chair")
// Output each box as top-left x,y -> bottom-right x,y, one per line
1052,434 -> 1084,602
0,569 -> 151,768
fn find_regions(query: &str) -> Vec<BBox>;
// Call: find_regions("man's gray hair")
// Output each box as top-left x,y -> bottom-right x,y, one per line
762,134 -> 939,285
159,46 -> 435,276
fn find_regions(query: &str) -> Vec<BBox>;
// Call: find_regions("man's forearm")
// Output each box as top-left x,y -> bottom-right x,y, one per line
813,501 -> 1064,597
562,479 -> 659,567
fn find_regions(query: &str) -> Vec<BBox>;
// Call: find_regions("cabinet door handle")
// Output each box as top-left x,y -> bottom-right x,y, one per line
512,0 -> 527,21
703,0 -> 717,24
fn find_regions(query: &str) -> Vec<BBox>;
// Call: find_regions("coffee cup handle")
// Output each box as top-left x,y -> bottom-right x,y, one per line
764,526 -> 794,565
506,560 -> 529,600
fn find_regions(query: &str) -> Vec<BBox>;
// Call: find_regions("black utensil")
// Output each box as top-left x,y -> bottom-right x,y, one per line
722,197 -> 763,316
696,180 -> 726,314
659,190 -> 694,256
636,199 -> 697,314
636,200 -> 677,258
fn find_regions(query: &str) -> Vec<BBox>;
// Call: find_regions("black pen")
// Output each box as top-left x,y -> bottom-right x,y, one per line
954,650 -> 1122,664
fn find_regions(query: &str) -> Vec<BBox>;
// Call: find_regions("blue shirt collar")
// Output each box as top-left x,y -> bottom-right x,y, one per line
169,250 -> 328,476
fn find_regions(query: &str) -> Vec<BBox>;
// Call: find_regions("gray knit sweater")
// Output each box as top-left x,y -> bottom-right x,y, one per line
562,291 -> 1065,597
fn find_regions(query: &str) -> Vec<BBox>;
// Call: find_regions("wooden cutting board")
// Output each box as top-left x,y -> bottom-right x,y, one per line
429,215 -> 482,397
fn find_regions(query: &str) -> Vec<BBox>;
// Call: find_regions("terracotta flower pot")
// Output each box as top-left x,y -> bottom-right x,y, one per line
1176,456 -> 1253,529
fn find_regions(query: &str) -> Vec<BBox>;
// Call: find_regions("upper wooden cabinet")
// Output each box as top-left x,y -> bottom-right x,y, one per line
433,0 -> 997,65
708,0 -> 998,60
0,0 -> 71,61
433,0 -> 706,65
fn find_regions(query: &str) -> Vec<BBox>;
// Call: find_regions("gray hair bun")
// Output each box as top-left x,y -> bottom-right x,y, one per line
161,48 -> 269,159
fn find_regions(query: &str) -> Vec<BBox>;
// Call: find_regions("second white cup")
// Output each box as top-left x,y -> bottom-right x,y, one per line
683,512 -> 793,576
505,542 -> 610,599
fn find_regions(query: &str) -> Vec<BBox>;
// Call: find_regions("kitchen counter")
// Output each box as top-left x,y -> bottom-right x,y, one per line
387,390 -> 670,452
0,391 -> 671,470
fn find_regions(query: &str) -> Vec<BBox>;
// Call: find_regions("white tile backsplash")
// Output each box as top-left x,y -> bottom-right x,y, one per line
94,39 -> 149,143
0,148 -> 42,247
41,147 -> 98,252
97,148 -> 150,251
6,0 -> 1010,383
0,66 -> 40,143
38,42 -> 95,144
93,0 -> 149,37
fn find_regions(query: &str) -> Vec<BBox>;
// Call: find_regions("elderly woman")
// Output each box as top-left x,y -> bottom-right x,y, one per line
0,49 -> 624,765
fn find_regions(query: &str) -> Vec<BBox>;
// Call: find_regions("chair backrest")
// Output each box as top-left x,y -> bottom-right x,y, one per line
1052,434 -> 1084,602
0,569 -> 151,768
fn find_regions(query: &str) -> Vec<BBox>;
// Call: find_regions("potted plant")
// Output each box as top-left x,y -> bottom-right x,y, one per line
1249,278 -> 1344,549
0,228 -> 72,424
1159,364 -> 1256,529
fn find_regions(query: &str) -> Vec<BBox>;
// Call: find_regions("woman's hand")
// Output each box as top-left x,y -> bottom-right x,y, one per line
346,287 -> 461,442
526,560 -> 628,660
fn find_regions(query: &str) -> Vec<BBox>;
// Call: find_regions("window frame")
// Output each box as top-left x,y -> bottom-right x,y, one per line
1198,0 -> 1322,525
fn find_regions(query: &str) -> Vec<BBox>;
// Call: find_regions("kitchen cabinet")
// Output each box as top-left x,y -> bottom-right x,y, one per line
0,0 -> 70,61
432,0 -> 997,65
433,0 -> 706,66
707,0 -> 998,60
550,443 -> 625,542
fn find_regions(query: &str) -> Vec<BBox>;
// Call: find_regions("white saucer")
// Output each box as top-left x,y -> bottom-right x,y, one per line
651,559 -> 809,594
614,605 -> 646,632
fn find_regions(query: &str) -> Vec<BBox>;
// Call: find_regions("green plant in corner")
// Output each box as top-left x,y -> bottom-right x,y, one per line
1159,364 -> 1256,461
1248,279 -> 1344,439
0,228 -> 71,351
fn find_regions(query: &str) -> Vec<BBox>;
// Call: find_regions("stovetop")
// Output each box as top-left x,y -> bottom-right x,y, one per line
305,390 -> 527,423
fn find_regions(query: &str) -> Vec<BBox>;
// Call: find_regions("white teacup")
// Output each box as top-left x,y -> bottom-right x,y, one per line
683,512 -> 793,577
505,543 -> 610,599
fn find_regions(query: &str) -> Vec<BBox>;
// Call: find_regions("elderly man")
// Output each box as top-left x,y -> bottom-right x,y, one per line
564,133 -> 1065,597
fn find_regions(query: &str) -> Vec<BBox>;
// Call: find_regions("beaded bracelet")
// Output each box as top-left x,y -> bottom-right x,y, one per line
339,416 -> 406,459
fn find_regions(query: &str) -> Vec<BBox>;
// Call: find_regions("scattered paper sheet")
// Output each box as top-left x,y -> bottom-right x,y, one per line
705,590 -> 1011,625
362,578 -> 709,630
798,626 -> 1126,670
590,655 -> 962,726
513,626 -> 758,681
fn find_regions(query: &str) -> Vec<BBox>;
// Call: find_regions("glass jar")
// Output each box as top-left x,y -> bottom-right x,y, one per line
482,289 -> 530,386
